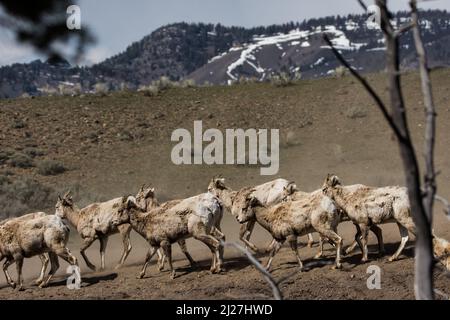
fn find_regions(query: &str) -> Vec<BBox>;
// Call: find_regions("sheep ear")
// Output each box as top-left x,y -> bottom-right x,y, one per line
126,197 -> 137,209
58,195 -> 62,201
330,175 -> 340,187
140,184 -> 145,192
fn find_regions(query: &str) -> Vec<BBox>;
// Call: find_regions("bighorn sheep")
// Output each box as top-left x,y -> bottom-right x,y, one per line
282,183 -> 384,257
208,177 -> 314,252
118,191 -> 225,279
134,186 -> 197,271
55,192 -> 133,271
433,236 -> 450,271
0,212 -> 50,286
0,213 -> 78,290
232,187 -> 343,270
322,174 -> 418,262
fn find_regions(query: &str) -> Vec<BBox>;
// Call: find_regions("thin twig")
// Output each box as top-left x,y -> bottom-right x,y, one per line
434,194 -> 450,219
222,241 -> 283,300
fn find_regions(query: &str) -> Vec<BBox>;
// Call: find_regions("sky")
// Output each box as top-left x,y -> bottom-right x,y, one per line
1,0 -> 449,67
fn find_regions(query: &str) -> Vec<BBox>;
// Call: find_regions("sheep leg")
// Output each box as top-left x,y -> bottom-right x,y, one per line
161,240 -> 175,279
239,220 -> 261,253
266,239 -> 277,254
389,223 -> 409,262
265,240 -> 283,271
193,233 -> 223,274
315,236 -> 325,259
345,224 -> 362,255
80,237 -> 97,271
40,252 -> 59,288
115,224 -> 132,269
99,236 -> 108,271
287,236 -> 303,270
370,225 -> 385,255
177,240 -> 197,268
211,226 -> 226,271
359,224 -> 369,263
3,258 -> 16,288
35,254 -> 50,285
307,233 -> 314,248
157,249 -> 165,271
138,245 -> 158,279
15,257 -> 24,291
317,229 -> 343,269
3,258 -> 16,289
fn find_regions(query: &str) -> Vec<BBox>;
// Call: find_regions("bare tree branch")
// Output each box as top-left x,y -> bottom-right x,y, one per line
434,194 -> 450,219
222,241 -> 282,300
410,0 -> 437,224
395,22 -> 415,37
357,0 -> 368,11
376,0 -> 434,300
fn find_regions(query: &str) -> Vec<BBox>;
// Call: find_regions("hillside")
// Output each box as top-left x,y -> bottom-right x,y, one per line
1,69 -> 450,298
1,10 -> 450,98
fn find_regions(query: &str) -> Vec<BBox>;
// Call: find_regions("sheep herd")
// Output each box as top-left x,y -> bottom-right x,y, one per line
0,174 -> 449,291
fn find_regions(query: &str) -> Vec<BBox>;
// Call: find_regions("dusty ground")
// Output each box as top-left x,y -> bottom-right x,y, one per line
0,69 -> 450,299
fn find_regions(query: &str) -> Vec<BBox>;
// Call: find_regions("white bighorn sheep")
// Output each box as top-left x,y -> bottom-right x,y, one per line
282,183 -> 384,257
134,186 -> 197,271
232,187 -> 343,270
119,191 -> 225,279
0,212 -> 50,286
433,236 -> 450,271
322,174 -> 419,263
208,177 -> 314,253
55,192 -> 133,271
0,213 -> 78,290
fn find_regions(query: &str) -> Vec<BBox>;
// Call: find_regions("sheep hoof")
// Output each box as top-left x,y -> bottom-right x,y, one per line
137,273 -> 145,279
388,256 -> 397,262
332,264 -> 342,270
16,285 -> 24,292
114,264 -> 122,270
313,253 -> 322,259
9,282 -> 16,289
307,242 -> 314,248
170,273 -> 176,280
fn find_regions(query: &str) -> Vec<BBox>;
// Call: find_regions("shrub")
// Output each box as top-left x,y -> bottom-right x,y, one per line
37,160 -> 66,176
346,105 -> 368,119
12,119 -> 26,129
94,83 -> 109,96
0,175 -> 57,219
8,153 -> 33,168
335,66 -> 347,78
270,72 -> 294,87
138,85 -> 160,97
181,79 -> 196,88
23,147 -> 45,158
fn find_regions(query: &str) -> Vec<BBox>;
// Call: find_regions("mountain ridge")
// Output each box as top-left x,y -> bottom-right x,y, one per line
1,9 -> 449,98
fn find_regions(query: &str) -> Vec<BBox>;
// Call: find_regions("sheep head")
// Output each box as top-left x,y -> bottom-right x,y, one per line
433,236 -> 450,271
55,191 -> 73,218
135,185 -> 158,211
231,187 -> 260,223
281,182 -> 298,202
322,174 -> 341,199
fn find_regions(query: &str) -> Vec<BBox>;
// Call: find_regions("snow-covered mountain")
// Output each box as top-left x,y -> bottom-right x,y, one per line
1,10 -> 449,97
